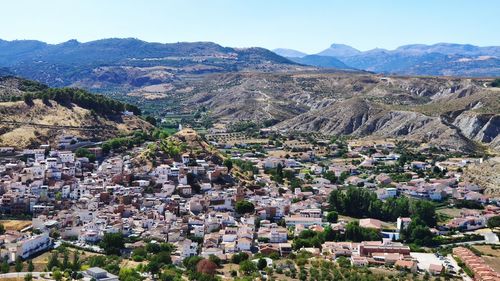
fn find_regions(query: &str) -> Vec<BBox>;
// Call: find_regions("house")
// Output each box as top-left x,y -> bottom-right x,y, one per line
284,215 -> 322,227
428,264 -> 443,275
396,217 -> 411,232
359,218 -> 382,230
351,255 -> 369,267
16,233 -> 52,259
395,260 -> 417,273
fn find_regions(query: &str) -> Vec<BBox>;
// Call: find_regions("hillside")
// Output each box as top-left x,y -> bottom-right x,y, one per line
287,55 -> 353,69
278,43 -> 500,77
0,38 -> 313,90
0,77 -> 152,148
184,72 -> 500,153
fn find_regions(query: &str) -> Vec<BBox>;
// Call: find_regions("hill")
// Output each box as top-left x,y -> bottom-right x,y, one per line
0,38 -> 312,89
279,43 -> 500,77
273,48 -> 308,58
184,72 -> 500,153
0,76 -> 152,148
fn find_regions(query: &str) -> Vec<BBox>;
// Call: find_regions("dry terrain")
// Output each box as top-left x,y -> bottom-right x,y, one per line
0,99 -> 151,148
0,220 -> 31,231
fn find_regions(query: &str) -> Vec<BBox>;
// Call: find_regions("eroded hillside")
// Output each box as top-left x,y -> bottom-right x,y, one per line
184,72 -> 500,152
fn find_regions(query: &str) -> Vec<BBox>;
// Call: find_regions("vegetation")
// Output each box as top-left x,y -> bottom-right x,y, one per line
15,88 -> 142,115
75,147 -> 97,162
235,200 -> 255,215
491,78 -> 500,87
328,187 -> 436,225
99,232 -> 125,256
487,215 -> 500,228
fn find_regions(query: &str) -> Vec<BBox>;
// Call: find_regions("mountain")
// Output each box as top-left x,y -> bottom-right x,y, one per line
313,43 -> 500,77
273,48 -> 308,58
317,43 -> 362,57
287,55 -> 353,69
183,72 -> 500,153
0,76 -> 152,148
0,38 -> 312,89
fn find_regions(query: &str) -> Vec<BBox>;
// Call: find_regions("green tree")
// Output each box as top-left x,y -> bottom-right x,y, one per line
100,233 -> 124,256
27,260 -> 34,272
62,251 -> 69,270
47,252 -> 60,271
231,252 -> 249,264
24,273 -> 33,281
257,258 -> 267,270
235,200 -> 255,215
71,251 -> 81,271
0,223 -> 5,234
183,256 -> 203,272
326,211 -> 338,223
487,215 -> 500,228
223,159 -> 233,172
492,78 -> 500,87
15,256 -> 23,272
239,260 -> 257,275
1,256 -> 9,273
53,269 -> 63,281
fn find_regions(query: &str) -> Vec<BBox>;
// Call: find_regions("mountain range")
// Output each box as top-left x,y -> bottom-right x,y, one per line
0,38 -> 499,153
274,43 -> 500,77
0,38 -> 313,89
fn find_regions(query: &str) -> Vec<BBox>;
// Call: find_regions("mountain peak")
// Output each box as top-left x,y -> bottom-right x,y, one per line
318,43 -> 361,57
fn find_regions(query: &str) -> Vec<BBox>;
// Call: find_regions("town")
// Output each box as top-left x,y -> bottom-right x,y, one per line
0,124 -> 499,281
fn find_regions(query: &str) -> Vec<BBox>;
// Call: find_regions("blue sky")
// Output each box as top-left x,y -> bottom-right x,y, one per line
1,0 -> 499,53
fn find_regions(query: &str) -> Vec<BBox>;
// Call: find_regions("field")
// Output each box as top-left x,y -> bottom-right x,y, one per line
0,220 -> 32,231
31,247 -> 103,272
436,208 -> 462,218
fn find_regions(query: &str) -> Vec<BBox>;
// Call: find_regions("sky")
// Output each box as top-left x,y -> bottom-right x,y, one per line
1,0 -> 499,54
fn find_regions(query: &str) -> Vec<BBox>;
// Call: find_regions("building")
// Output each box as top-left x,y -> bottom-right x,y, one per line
83,267 -> 119,281
16,233 -> 51,259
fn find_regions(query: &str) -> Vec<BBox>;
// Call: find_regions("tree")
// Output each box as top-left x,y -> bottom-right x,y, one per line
0,223 -> 4,234
24,273 -> 33,281
131,247 -> 147,261
62,251 -> 69,270
231,252 -> 249,264
239,260 -> 257,275
47,252 -> 60,271
492,78 -> 500,87
196,259 -> 218,275
257,258 -> 267,270
235,200 -> 255,215
1,256 -> 9,273
223,159 -> 233,172
487,215 -> 500,228
71,251 -> 81,271
27,260 -> 34,272
23,93 -> 34,105
100,233 -> 124,256
119,268 -> 142,281
411,200 -> 437,227
52,269 -> 63,281
145,116 -> 157,126
183,256 -> 203,272
15,256 -> 23,272
326,211 -> 338,223
208,254 -> 221,267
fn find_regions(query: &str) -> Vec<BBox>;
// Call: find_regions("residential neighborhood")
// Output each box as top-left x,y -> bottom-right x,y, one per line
0,128 -> 499,281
